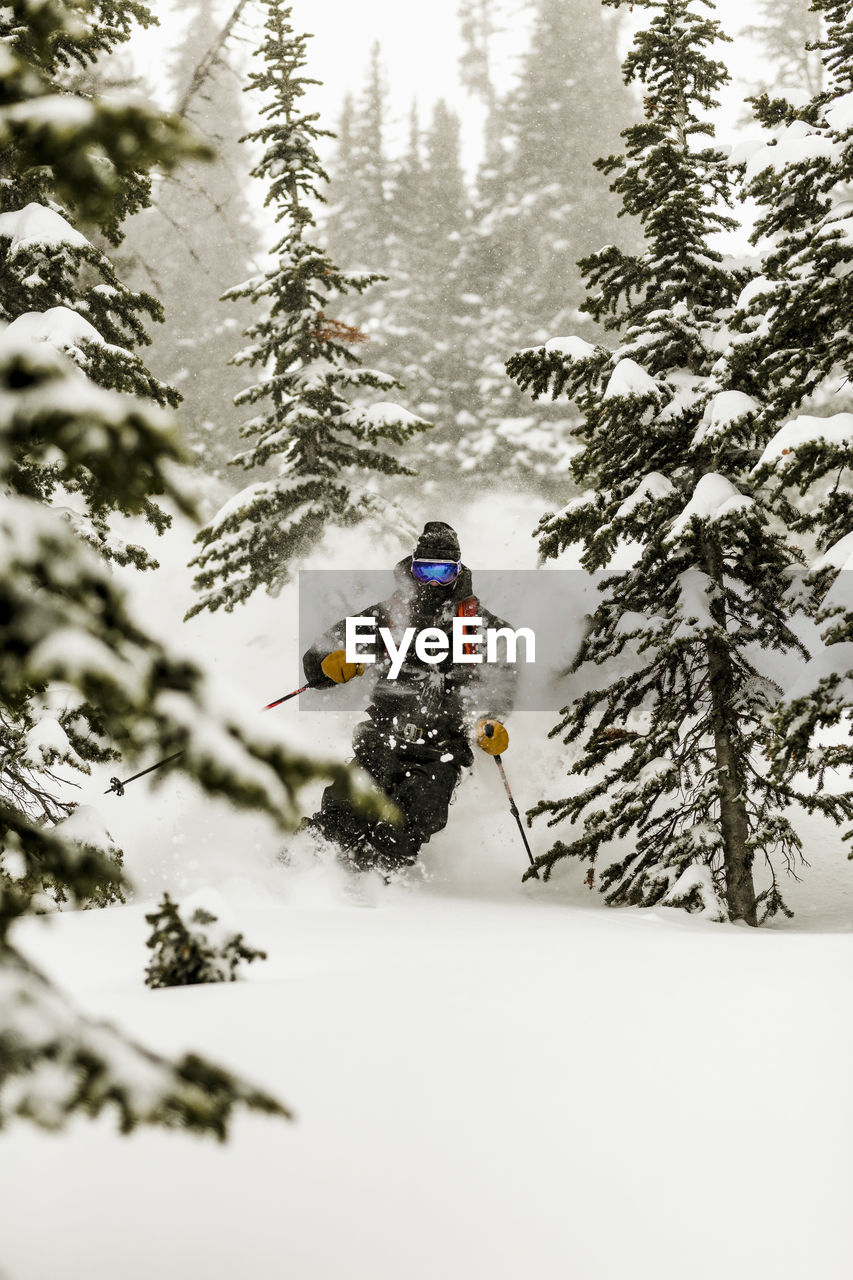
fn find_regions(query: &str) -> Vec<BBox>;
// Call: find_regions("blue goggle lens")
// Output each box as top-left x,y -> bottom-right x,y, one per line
411,559 -> 461,586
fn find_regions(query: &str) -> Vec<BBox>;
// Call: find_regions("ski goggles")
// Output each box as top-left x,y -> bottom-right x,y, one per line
411,558 -> 462,586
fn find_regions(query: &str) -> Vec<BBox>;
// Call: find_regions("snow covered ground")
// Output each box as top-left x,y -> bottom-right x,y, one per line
5,883 -> 852,1280
3,490 -> 852,1278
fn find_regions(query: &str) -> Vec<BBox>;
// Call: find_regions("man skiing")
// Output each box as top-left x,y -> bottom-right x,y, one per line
303,521 -> 517,872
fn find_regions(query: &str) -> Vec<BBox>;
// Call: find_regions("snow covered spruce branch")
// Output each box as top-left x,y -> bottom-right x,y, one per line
509,0 -> 853,924
1,947 -> 290,1136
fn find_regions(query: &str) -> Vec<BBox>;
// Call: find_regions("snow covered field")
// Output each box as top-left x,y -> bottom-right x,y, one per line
5,883 -> 853,1280
2,493 -> 852,1279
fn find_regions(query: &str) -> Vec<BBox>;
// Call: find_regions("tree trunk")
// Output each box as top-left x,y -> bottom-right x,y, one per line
176,0 -> 251,119
702,534 -> 758,925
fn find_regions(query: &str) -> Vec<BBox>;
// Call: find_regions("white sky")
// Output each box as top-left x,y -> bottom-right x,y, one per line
290,0 -> 472,110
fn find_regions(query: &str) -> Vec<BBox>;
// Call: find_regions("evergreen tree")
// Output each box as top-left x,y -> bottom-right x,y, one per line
490,0 -> 634,338
391,102 -> 426,268
123,0 -> 259,471
0,0 -> 174,235
0,203 -> 176,414
458,0 -> 516,165
413,101 -> 472,426
378,103 -> 427,388
321,93 -> 357,264
324,80 -> 479,481
732,2 -> 853,812
145,893 -> 266,988
507,0 -> 850,924
0,1 -> 187,424
0,0 -> 198,575
344,41 -> 391,272
0,0 -> 190,451
187,3 -> 426,617
0,0 -> 202,915
321,46 -> 396,375
458,0 -> 499,106
0,0 -> 361,1134
458,0 -> 639,481
321,6 -> 633,487
382,100 -> 480,462
322,43 -> 392,281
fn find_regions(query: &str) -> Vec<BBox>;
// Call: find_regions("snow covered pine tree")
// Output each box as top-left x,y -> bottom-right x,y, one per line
507,0 -> 852,924
323,64 -> 481,485
323,42 -> 391,297
0,0 -> 201,911
385,100 -> 474,456
0,0 -> 364,1134
187,3 -> 427,617
732,1 -> 853,832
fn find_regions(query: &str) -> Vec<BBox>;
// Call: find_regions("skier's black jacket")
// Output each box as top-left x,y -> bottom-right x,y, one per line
303,556 -> 518,754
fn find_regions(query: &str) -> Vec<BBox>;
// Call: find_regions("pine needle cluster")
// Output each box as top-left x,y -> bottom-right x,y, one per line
145,894 -> 266,988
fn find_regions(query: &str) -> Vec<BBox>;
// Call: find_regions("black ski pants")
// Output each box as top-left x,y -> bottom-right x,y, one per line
308,722 -> 471,870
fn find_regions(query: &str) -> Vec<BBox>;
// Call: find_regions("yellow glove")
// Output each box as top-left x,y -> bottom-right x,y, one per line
476,718 -> 509,755
320,649 -> 365,684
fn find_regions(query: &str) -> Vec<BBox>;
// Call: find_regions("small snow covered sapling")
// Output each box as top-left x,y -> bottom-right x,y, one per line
145,894 -> 267,989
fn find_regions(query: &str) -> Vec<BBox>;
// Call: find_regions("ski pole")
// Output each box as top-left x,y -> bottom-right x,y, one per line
104,752 -> 185,797
263,682 -> 310,711
483,724 -> 539,879
105,682 -> 311,796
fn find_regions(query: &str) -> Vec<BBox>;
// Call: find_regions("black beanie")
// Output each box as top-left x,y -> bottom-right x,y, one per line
413,521 -> 460,561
